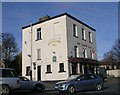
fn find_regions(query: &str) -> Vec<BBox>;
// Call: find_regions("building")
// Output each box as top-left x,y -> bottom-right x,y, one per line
22,13 -> 98,81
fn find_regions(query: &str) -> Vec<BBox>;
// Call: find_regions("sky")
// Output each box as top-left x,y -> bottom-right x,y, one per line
2,2 -> 118,60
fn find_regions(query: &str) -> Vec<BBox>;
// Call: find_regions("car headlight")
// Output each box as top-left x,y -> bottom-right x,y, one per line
60,83 -> 66,86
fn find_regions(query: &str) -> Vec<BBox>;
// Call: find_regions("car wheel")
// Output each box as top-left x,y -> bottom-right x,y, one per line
0,85 -> 11,95
34,84 -> 42,92
96,83 -> 102,91
67,86 -> 75,93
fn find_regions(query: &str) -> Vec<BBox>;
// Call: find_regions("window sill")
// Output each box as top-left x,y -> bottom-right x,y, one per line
35,39 -> 42,41
73,36 -> 78,38
82,39 -> 86,41
37,59 -> 41,61
46,72 -> 52,74
25,74 -> 30,76
89,41 -> 93,44
58,71 -> 66,73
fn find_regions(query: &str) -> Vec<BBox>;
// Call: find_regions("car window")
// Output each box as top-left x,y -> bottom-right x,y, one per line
20,77 -> 30,81
86,75 -> 96,80
79,75 -> 88,80
2,69 -> 18,78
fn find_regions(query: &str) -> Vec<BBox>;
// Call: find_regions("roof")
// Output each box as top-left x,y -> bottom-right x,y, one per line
22,13 -> 96,31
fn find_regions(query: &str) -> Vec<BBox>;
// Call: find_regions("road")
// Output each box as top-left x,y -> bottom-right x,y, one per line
14,77 -> 120,95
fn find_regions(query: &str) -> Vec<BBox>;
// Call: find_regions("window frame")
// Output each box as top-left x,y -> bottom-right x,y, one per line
52,56 -> 57,62
83,48 -> 87,58
36,28 -> 42,41
73,24 -> 78,38
37,49 -> 41,60
26,66 -> 30,76
89,32 -> 93,43
82,28 -> 86,41
74,46 -> 79,57
46,65 -> 52,74
58,63 -> 66,73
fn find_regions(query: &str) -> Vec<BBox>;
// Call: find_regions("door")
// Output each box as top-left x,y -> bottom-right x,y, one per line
37,66 -> 41,81
75,75 -> 89,91
72,63 -> 78,75
19,77 -> 32,90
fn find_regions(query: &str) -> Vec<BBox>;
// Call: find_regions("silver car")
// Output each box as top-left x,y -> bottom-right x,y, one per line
19,76 -> 45,92
55,74 -> 104,93
0,68 -> 20,95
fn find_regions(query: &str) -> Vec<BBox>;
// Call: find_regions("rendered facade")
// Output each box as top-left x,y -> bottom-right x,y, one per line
22,13 -> 98,81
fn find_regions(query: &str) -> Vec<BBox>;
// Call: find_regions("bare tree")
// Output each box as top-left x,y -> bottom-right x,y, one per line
102,51 -> 115,63
2,33 -> 18,67
112,39 -> 120,62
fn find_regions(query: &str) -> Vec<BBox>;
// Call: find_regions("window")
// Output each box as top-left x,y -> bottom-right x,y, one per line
90,50 -> 94,59
83,48 -> 87,58
52,56 -> 57,62
59,63 -> 65,72
89,32 -> 92,43
37,49 -> 41,60
2,69 -> 18,77
74,46 -> 79,57
26,66 -> 30,76
73,24 -> 78,37
82,28 -> 86,40
46,65 -> 52,73
37,28 -> 41,40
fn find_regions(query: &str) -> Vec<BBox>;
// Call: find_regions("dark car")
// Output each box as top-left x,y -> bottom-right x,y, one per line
55,74 -> 104,93
19,76 -> 45,92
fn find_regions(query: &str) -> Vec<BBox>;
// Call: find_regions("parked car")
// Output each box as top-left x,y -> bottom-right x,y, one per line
55,74 -> 104,93
0,68 -> 21,95
19,76 -> 45,92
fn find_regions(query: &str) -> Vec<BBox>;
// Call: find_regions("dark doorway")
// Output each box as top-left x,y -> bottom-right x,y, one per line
72,63 -> 78,75
37,66 -> 41,81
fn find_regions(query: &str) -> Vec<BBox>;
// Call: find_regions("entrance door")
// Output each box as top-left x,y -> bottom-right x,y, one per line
37,66 -> 41,81
72,63 -> 78,75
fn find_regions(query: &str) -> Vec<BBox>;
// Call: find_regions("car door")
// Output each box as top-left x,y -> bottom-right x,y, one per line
86,75 -> 97,90
75,75 -> 89,91
19,77 -> 32,90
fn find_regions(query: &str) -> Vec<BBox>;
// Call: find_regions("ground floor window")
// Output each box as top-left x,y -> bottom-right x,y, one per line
26,66 -> 30,76
59,63 -> 65,72
46,65 -> 52,74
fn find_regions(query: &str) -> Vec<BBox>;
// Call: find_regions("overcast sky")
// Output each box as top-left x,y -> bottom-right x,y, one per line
2,2 -> 118,60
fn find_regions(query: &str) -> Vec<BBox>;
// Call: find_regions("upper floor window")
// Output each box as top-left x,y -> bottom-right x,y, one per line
83,48 -> 87,58
90,50 -> 94,59
37,49 -> 41,60
37,28 -> 41,40
89,32 -> 92,43
74,46 -> 79,57
52,56 -> 57,62
82,28 -> 86,40
73,24 -> 78,37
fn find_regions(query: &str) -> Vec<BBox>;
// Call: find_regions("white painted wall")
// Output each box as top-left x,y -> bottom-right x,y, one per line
22,15 -> 69,81
66,16 -> 97,60
22,14 -> 97,81
107,70 -> 120,77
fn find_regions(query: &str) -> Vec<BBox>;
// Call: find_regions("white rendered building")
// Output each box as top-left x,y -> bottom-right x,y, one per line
22,13 -> 98,81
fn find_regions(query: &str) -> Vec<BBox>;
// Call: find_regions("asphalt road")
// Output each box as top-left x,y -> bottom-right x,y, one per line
14,77 -> 120,95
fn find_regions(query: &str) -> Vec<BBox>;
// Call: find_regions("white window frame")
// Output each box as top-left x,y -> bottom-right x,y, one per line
82,28 -> 86,40
89,32 -> 92,43
74,46 -> 79,57
83,48 -> 87,58
73,24 -> 78,37
37,49 -> 41,60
